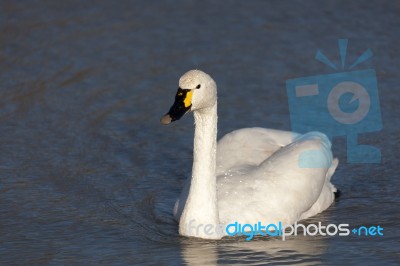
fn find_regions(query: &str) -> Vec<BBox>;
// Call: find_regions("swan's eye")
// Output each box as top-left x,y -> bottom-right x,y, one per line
196,84 -> 201,89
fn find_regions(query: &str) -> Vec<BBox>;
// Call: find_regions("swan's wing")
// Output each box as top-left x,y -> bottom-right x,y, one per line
252,131 -> 336,222
216,127 -> 300,175
217,131 -> 338,225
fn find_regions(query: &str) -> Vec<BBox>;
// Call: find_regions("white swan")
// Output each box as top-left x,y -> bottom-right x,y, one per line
161,70 -> 338,240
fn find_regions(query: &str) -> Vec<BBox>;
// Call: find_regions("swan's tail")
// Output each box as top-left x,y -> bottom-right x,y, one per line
326,157 -> 339,192
298,157 -> 339,220
295,132 -> 339,220
327,157 -> 339,181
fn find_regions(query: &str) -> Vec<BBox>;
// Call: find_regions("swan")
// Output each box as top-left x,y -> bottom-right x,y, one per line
160,70 -> 338,240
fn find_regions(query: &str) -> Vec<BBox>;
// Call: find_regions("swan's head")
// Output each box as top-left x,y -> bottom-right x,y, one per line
160,70 -> 217,125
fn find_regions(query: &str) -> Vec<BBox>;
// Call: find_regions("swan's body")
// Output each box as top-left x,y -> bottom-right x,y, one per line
161,70 -> 338,239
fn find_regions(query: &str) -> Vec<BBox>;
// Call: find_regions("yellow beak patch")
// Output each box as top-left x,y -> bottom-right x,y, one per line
183,90 -> 193,108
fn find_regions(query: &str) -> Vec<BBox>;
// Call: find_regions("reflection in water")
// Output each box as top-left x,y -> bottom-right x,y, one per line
181,240 -> 219,266
181,236 -> 328,266
180,216 -> 331,265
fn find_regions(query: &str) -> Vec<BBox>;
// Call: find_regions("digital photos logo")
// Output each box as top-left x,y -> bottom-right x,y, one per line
186,219 -> 384,241
286,39 -> 382,165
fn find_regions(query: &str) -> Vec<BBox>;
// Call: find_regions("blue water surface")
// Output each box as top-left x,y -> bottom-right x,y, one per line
0,0 -> 399,265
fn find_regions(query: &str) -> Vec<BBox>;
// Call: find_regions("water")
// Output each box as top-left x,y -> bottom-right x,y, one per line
0,0 -> 399,265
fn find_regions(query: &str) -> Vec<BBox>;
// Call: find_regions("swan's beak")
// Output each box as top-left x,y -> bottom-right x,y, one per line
160,88 -> 193,125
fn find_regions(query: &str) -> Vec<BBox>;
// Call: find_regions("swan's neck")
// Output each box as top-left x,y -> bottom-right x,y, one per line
179,103 -> 221,239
